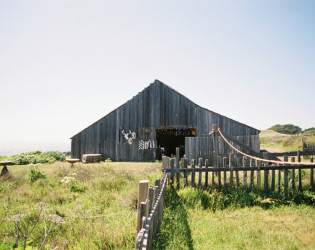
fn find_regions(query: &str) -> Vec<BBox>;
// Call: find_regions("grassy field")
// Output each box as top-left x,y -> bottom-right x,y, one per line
1,130 -> 315,249
157,187 -> 315,249
260,130 -> 315,153
0,161 -> 162,249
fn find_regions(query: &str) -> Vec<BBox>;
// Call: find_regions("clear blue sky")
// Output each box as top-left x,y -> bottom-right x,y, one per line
0,0 -> 314,145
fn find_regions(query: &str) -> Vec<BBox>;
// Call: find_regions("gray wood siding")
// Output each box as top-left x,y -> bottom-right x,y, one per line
71,80 -> 260,161
185,135 -> 260,163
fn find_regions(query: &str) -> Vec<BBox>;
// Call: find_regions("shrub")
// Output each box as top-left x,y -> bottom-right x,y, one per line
28,166 -> 46,182
269,124 -> 302,135
11,151 -> 62,165
69,183 -> 86,193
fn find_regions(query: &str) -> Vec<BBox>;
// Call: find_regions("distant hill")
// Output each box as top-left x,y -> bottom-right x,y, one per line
260,130 -> 315,152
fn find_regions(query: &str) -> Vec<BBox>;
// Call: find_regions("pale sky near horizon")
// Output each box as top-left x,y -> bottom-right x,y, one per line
0,0 -> 314,145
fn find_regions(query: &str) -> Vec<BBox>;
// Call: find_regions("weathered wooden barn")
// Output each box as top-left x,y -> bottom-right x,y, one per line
71,80 -> 260,161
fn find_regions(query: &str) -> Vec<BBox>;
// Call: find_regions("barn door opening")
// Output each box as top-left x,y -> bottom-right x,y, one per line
156,128 -> 196,160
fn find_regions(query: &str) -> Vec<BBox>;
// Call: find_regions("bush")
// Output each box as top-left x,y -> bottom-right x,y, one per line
10,151 -> 62,165
269,124 -> 302,135
28,166 -> 46,182
69,182 -> 86,193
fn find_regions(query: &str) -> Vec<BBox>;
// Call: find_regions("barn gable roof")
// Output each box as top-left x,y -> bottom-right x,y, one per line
71,79 -> 259,139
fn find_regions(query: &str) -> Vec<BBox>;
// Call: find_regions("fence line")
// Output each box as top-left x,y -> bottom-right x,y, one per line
164,154 -> 314,195
162,124 -> 315,194
218,128 -> 315,166
135,172 -> 168,249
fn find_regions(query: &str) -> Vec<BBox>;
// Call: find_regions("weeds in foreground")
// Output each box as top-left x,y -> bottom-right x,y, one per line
1,161 -> 162,248
5,202 -> 64,250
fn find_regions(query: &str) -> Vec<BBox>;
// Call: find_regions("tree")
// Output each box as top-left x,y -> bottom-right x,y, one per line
269,124 -> 302,135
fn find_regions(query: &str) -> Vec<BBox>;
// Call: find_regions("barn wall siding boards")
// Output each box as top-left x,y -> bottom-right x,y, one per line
71,80 -> 260,161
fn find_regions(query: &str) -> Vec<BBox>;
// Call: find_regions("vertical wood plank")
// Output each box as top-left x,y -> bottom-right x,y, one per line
236,157 -> 240,187
284,169 -> 289,197
291,157 -> 295,190
250,158 -> 254,189
271,168 -> 276,192
162,156 -> 167,169
262,153 -> 269,195
243,156 -> 247,190
278,166 -> 281,193
297,150 -> 302,191
229,153 -> 234,186
217,156 -> 221,189
176,148 -> 180,189
198,158 -> 203,188
311,158 -> 314,190
264,170 -> 269,195
212,124 -> 218,168
183,156 -> 188,187
191,159 -> 195,188
212,163 -> 215,189
256,160 -> 261,190
170,158 -> 175,186
205,159 -> 209,189
223,157 -> 227,186
137,180 -> 149,232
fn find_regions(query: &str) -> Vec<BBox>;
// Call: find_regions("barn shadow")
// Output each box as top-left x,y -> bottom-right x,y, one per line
155,186 -> 194,250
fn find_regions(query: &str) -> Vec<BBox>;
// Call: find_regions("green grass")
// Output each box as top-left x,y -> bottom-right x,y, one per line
157,187 -> 315,249
0,161 -> 162,249
260,130 -> 315,152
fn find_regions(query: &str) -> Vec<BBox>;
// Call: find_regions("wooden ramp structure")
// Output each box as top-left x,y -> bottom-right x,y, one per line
166,125 -> 315,194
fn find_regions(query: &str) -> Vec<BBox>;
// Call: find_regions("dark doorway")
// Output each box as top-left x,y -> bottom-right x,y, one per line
156,128 -> 196,160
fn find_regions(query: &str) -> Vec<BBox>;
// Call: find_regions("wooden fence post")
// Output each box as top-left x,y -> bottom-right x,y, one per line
291,157 -> 295,190
198,158 -> 203,188
212,160 -> 215,188
250,158 -> 254,189
148,186 -> 156,212
311,158 -> 314,190
229,153 -> 234,186
236,157 -> 240,187
212,124 -> 219,169
217,156 -> 221,189
263,152 -> 269,195
284,168 -> 289,198
183,156 -> 188,187
297,150 -> 302,191
170,158 -> 175,186
176,147 -> 180,189
223,157 -> 227,186
257,160 -> 261,191
191,159 -> 195,187
310,158 -> 314,189
137,180 -> 149,232
205,159 -> 209,189
243,156 -> 247,190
